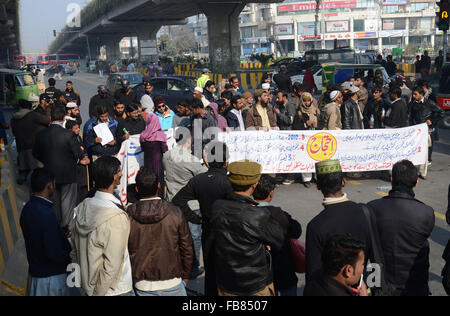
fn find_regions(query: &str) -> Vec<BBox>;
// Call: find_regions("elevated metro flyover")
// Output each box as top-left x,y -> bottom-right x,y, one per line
49,0 -> 283,74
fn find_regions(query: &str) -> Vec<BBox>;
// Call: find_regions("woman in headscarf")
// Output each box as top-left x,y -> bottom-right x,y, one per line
292,92 -> 320,188
207,102 -> 229,132
302,68 -> 316,94
140,113 -> 168,183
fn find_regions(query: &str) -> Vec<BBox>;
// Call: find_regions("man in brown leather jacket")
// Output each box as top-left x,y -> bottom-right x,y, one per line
127,168 -> 194,296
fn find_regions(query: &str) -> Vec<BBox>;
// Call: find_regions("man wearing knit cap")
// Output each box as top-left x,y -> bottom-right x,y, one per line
323,90 -> 344,130
341,85 -> 364,130
305,159 -> 375,287
206,160 -> 285,296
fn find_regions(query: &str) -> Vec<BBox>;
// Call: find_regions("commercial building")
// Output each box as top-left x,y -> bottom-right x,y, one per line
239,0 -> 444,56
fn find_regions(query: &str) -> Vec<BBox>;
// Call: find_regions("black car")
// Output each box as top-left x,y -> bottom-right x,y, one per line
134,76 -> 195,111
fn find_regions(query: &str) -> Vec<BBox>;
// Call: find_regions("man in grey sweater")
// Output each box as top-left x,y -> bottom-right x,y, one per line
163,135 -> 207,279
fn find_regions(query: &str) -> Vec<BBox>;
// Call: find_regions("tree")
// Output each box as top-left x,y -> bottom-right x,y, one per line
250,53 -> 274,68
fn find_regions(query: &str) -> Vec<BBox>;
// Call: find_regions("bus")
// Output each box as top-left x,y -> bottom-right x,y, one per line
12,54 -> 26,67
37,54 -> 50,66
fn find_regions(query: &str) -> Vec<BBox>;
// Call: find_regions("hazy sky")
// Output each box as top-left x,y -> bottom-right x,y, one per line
20,0 -> 89,53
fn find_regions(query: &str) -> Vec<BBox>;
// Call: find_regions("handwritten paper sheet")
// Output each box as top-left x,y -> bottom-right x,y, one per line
219,124 -> 429,174
93,123 -> 114,146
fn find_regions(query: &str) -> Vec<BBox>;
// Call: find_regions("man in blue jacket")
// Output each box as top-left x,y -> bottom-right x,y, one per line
20,168 -> 72,296
83,105 -> 120,160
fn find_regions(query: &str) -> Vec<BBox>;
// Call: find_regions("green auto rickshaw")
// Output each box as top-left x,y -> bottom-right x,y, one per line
0,69 -> 39,107
321,63 -> 391,93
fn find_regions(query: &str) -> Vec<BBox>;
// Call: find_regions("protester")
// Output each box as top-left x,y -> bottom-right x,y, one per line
363,87 -> 388,129
368,160 -> 435,296
257,73 -> 277,93
354,75 -> 369,114
245,90 -> 278,131
33,106 -> 88,230
84,105 -> 120,160
113,101 -> 127,122
154,99 -> 174,131
420,51 -> 431,78
64,102 -> 82,127
71,156 -> 133,296
292,92 -> 320,187
206,160 -> 285,296
273,65 -> 292,93
172,99 -> 192,128
274,91 -> 296,131
384,87 -> 407,129
303,68 -> 316,94
229,76 -> 244,95
341,86 -> 363,130
20,168 -> 73,296
204,80 -> 216,103
207,103 -> 228,132
225,95 -> 246,131
11,100 -> 50,185
408,86 -> 444,179
385,55 -> 397,77
172,141 -> 233,296
304,234 -> 368,296
135,76 -> 151,101
190,98 -> 218,158
140,113 -> 168,183
322,90 -> 344,130
89,85 -> 114,118
127,168 -> 194,296
65,120 -> 90,204
193,87 -> 211,108
435,50 -> 444,73
117,103 -> 146,142
305,160 -> 375,284
253,175 -> 302,296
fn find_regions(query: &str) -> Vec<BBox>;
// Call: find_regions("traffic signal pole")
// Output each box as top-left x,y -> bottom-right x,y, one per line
444,30 -> 448,63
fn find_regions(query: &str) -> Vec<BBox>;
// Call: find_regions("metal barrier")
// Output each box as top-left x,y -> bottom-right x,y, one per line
0,148 -> 25,277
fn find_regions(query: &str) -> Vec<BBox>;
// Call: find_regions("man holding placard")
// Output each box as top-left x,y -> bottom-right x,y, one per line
84,105 -> 120,161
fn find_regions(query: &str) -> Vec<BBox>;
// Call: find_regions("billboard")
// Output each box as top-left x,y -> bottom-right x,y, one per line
326,21 -> 349,33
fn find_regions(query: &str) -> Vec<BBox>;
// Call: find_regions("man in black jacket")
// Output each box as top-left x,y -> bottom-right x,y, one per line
363,87 -> 388,129
89,85 -> 114,118
206,161 -> 285,296
11,99 -> 50,185
306,160 -> 374,285
172,142 -> 232,296
341,86 -> 363,130
273,65 -> 292,94
253,175 -> 301,296
384,87 -> 407,129
33,106 -> 89,230
368,160 -> 435,296
408,86 -> 444,178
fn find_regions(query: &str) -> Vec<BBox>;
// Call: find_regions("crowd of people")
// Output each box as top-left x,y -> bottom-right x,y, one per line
10,59 -> 449,297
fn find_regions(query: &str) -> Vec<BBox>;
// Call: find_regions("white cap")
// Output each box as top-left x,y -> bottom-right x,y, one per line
27,93 -> 39,103
194,87 -> 203,93
330,90 -> 340,101
340,81 -> 352,91
262,83 -> 271,90
66,102 -> 77,109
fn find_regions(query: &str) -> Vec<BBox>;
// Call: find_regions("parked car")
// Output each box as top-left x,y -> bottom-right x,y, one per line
62,64 -> 76,76
133,76 -> 194,111
106,72 -> 144,94
0,69 -> 39,107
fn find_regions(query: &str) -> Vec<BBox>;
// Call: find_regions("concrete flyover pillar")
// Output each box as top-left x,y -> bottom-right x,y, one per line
103,36 -> 123,62
136,25 -> 162,63
200,2 -> 246,74
86,36 -> 100,61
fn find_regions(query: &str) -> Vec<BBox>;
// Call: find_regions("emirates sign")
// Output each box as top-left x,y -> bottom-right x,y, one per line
278,0 -> 357,13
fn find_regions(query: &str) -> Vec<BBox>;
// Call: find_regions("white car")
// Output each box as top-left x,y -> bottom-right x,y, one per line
290,65 -> 323,94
